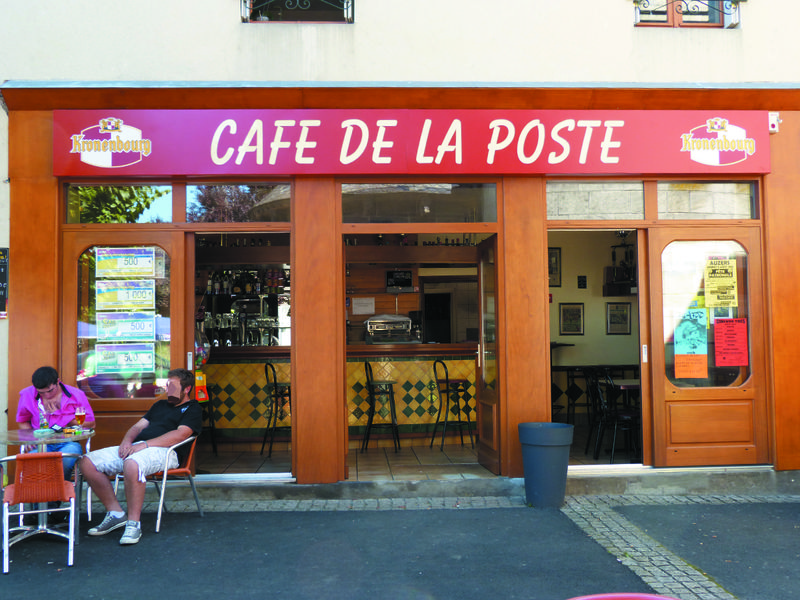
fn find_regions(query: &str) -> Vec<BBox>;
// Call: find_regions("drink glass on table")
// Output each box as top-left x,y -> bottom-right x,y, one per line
74,406 -> 86,431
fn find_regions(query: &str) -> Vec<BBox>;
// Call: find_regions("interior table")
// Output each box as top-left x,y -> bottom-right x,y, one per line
605,378 -> 641,408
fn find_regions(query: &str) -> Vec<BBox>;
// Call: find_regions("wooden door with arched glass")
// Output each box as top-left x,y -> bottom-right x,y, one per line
61,230 -> 186,450
648,226 -> 768,466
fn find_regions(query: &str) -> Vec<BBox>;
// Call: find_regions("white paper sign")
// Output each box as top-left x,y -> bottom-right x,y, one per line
352,297 -> 375,315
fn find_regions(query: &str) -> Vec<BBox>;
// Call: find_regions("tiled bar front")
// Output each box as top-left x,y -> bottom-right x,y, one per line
201,346 -> 478,448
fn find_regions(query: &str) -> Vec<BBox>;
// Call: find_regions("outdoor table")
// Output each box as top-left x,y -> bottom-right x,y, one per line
0,428 -> 95,543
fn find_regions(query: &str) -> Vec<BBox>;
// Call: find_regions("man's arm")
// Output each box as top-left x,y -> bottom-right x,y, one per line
140,424 -> 194,450
118,418 -> 149,458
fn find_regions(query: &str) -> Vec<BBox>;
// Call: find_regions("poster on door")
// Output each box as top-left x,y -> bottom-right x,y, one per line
704,259 -> 738,308
674,308 -> 709,379
96,279 -> 156,311
714,318 -> 749,367
96,247 -> 155,278
96,312 -> 156,342
95,343 -> 155,375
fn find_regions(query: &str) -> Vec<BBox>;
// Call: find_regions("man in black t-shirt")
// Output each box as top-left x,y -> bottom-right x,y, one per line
79,368 -> 203,545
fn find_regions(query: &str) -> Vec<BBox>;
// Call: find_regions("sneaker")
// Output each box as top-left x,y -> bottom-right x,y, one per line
119,521 -> 142,545
88,512 -> 127,536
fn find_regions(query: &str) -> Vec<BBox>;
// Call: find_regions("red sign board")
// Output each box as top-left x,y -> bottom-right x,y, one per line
53,110 -> 770,176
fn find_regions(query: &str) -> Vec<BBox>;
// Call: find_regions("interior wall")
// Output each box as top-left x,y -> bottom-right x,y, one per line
422,280 -> 479,343
548,230 -> 640,366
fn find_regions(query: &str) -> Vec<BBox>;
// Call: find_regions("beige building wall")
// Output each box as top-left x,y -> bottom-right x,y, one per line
0,1 -> 794,84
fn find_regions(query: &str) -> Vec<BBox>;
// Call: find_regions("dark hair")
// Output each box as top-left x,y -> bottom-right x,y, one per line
168,368 -> 195,395
32,366 -> 59,389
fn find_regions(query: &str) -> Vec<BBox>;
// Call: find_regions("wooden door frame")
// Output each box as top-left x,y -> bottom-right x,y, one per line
647,225 -> 768,466
61,229 -> 186,451
476,235 -> 501,474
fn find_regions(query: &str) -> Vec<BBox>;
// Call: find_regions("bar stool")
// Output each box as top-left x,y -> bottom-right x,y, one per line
429,359 -> 475,450
361,361 -> 400,453
260,362 -> 292,457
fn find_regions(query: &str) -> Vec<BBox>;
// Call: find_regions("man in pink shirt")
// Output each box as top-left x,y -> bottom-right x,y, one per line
17,365 -> 96,478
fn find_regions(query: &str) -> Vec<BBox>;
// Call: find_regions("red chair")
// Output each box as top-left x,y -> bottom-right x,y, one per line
112,436 -> 203,533
1,452 -> 77,573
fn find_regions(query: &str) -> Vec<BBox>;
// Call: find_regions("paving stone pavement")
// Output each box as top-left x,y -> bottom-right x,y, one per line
92,491 -> 800,600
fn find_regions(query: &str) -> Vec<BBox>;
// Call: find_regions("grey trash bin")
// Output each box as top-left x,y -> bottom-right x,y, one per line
518,422 -> 574,508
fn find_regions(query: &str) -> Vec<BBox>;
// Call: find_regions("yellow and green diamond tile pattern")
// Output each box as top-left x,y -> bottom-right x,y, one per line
204,362 -> 291,429
203,358 -> 475,431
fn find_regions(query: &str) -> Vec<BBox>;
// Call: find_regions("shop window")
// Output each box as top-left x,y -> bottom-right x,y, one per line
242,0 -> 354,23
634,1 -> 742,28
342,183 -> 497,224
66,184 -> 172,224
657,182 -> 757,220
662,240 -> 750,387
546,181 -> 644,220
195,233 -> 291,348
187,184 -> 290,223
76,245 -> 171,399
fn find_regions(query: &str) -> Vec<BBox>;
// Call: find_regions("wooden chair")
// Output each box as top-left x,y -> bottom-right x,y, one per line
110,436 -> 203,533
1,452 -> 77,573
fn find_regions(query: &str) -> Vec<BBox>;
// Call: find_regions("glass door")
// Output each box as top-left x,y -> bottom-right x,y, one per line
477,235 -> 501,474
648,226 -> 768,466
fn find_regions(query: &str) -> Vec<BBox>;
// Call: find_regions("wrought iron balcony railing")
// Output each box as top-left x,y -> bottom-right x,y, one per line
242,0 -> 354,23
634,0 -> 744,28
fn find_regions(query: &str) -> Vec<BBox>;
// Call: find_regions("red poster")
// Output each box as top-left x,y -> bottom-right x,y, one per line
714,318 -> 749,367
53,110 -> 770,177
675,354 -> 708,379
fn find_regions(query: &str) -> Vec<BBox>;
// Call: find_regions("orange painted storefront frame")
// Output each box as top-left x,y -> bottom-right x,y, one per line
5,86 -> 800,482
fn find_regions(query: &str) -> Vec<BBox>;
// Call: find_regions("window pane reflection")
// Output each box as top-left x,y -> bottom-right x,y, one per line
657,182 -> 757,220
66,184 -> 172,224
187,184 -> 290,223
342,183 -> 497,223
547,181 -> 644,220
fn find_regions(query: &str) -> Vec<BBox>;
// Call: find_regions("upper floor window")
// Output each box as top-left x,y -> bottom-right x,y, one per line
634,1 -> 742,28
242,0 -> 353,23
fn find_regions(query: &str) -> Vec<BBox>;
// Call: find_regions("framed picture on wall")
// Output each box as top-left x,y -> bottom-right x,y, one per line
559,302 -> 584,335
606,302 -> 631,335
548,247 -> 561,287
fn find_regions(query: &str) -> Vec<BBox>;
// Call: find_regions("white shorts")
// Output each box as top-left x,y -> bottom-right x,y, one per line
85,443 -> 179,483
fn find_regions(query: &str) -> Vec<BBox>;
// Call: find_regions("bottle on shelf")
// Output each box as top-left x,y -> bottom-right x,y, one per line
222,271 -> 231,295
232,270 -> 243,294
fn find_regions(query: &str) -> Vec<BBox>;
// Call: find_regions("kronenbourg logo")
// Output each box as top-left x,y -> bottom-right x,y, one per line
69,117 -> 153,168
680,118 -> 756,167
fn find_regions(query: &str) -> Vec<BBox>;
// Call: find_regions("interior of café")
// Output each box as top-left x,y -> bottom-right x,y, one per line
192,226 -> 643,480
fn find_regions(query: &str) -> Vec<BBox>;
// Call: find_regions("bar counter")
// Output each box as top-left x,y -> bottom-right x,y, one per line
348,343 -> 478,447
201,344 -> 478,446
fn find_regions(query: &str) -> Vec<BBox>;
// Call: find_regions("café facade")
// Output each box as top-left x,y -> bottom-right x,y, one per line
4,83 -> 800,484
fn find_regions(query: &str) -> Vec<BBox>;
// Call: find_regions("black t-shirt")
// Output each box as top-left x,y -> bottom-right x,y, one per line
135,399 -> 203,461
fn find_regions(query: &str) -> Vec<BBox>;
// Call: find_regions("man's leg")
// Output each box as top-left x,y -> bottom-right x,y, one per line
122,458 -> 146,522
79,455 -> 123,513
119,458 -> 146,545
81,451 -> 128,537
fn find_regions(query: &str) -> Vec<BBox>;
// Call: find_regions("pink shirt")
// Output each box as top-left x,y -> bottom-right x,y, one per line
17,383 -> 95,429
